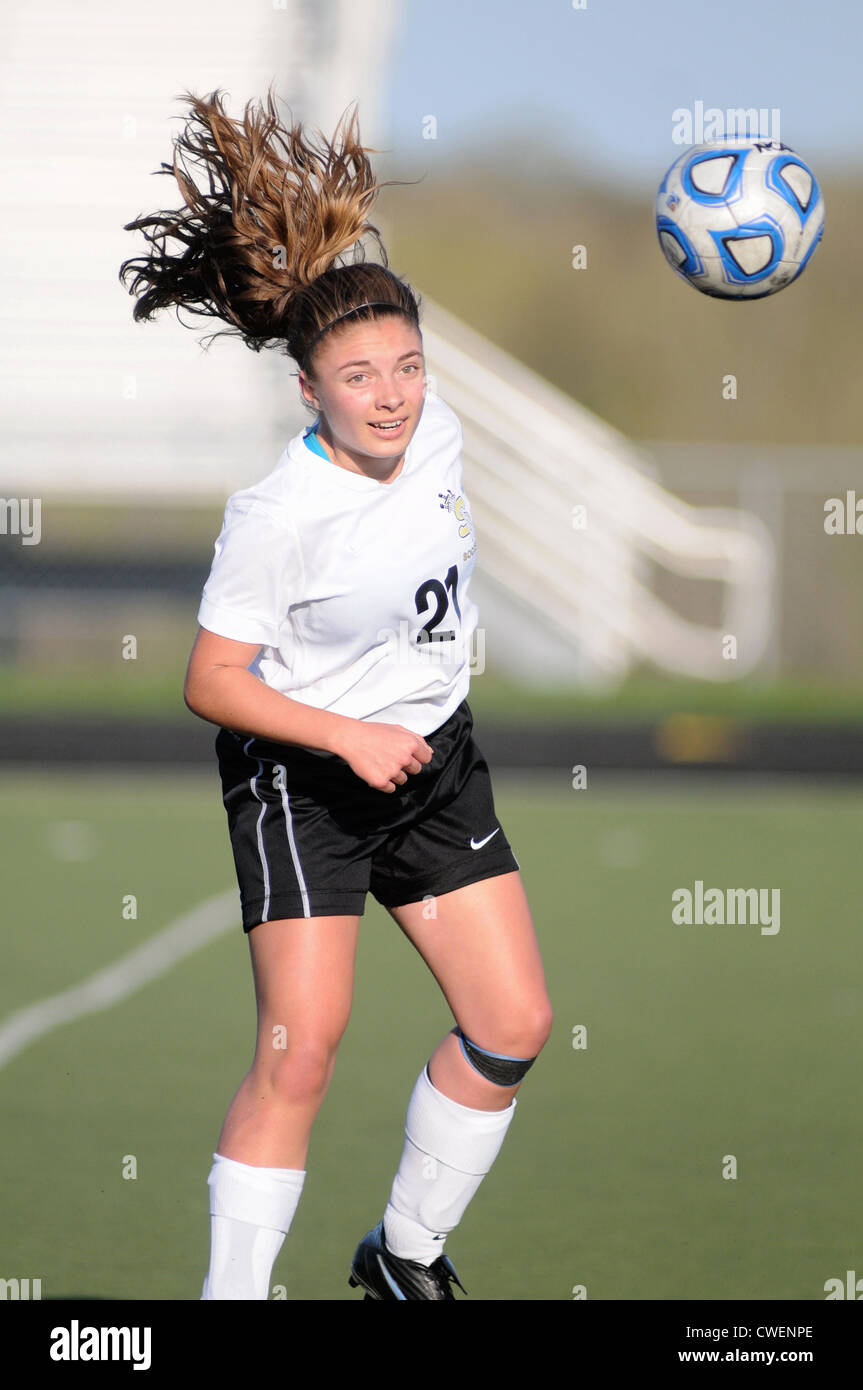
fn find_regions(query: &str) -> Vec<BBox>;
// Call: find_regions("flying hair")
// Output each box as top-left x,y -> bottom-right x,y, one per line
118,85 -> 423,368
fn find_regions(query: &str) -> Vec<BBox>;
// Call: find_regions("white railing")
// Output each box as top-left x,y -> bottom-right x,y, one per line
422,298 -> 775,685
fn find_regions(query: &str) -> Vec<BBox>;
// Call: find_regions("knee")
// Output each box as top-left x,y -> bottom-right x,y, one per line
502,1000 -> 554,1059
465,997 -> 554,1063
528,998 -> 554,1055
255,1037 -> 340,1106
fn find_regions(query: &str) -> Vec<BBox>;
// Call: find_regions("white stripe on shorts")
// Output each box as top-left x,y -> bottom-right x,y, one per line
245,740 -> 273,921
273,764 -> 311,918
243,738 -> 311,920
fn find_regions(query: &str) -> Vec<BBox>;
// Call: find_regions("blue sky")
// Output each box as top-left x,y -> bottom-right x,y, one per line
384,0 -> 862,188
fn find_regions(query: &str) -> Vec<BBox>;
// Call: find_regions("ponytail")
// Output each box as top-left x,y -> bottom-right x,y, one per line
119,85 -> 421,370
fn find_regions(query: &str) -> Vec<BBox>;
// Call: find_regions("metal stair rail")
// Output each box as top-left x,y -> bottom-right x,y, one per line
421,298 -> 775,684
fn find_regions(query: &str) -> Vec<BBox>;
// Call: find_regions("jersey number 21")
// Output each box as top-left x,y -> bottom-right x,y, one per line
414,564 -> 461,644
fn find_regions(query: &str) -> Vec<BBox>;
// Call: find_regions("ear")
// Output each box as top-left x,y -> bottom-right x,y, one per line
298,370 -> 318,409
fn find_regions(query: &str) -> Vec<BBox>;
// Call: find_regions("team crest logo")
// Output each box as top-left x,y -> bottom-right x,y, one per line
438,489 -> 473,541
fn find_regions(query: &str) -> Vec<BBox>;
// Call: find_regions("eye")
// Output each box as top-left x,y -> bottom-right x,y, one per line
347,373 -> 366,384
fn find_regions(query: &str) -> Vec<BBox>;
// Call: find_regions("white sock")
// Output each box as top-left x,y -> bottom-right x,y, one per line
383,1065 -> 516,1265
200,1152 -> 306,1300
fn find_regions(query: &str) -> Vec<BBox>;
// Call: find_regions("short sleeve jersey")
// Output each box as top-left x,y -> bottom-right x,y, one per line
196,390 -> 479,736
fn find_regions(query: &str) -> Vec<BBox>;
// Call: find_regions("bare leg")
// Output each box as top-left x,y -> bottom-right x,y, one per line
389,871 -> 553,1109
202,913 -> 360,1299
216,913 -> 361,1169
369,872 -> 552,1277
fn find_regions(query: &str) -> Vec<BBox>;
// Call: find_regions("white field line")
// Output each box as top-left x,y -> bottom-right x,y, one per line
0,890 -> 239,1070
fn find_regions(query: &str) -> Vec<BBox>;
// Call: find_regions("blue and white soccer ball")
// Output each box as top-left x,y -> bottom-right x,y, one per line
656,136 -> 825,299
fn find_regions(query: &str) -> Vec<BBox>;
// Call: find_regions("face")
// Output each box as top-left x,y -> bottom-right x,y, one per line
299,316 -> 426,478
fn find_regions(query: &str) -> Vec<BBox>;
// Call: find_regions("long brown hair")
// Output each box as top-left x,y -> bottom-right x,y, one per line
119,86 -> 422,376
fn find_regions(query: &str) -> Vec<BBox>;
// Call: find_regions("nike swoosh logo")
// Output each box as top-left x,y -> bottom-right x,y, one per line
470,829 -> 500,850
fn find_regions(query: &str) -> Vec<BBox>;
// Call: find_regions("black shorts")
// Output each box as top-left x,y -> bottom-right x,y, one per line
215,698 -> 520,931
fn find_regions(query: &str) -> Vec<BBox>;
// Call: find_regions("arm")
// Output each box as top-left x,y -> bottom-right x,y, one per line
183,626 -> 433,790
183,626 -> 352,755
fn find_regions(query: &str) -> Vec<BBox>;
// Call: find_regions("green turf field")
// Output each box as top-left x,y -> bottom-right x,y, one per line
1,767 -> 860,1301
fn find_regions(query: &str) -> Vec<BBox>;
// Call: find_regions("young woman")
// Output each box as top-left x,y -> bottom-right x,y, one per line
120,88 -> 553,1300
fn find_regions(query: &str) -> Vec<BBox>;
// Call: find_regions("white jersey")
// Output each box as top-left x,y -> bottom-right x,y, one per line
197,390 -> 479,738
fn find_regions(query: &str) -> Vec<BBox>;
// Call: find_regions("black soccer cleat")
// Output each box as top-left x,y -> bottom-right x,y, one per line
348,1221 -> 467,1300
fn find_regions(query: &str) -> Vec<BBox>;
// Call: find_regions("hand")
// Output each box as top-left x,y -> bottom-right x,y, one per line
335,720 -> 434,793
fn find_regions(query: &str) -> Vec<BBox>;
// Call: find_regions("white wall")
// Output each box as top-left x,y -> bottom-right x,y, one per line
0,0 -> 402,499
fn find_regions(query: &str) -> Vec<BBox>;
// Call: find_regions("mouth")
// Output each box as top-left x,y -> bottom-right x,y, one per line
368,418 -> 407,437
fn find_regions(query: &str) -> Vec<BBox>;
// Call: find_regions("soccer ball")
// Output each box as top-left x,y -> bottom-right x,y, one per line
656,136 -> 825,299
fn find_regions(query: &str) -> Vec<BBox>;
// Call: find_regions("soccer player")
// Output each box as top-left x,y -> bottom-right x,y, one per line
120,88 -> 553,1300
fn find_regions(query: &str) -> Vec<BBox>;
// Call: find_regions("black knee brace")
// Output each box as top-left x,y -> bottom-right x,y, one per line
455,1028 -> 537,1086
